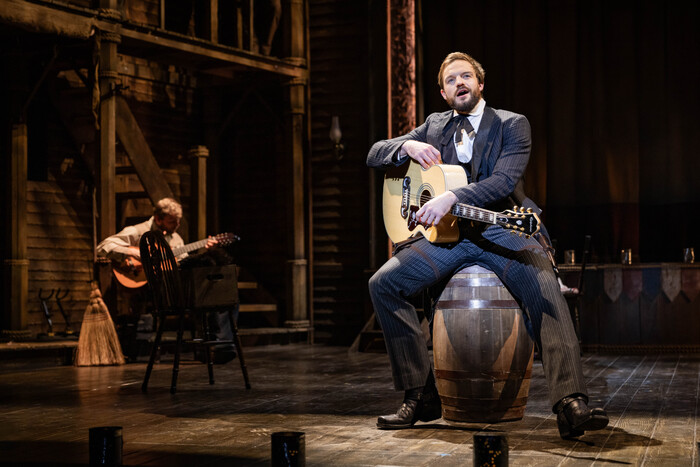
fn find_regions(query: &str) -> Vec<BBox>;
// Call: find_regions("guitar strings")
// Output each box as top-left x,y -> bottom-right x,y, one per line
402,193 -> 490,213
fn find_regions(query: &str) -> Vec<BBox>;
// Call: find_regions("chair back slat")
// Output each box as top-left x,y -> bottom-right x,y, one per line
140,231 -> 185,313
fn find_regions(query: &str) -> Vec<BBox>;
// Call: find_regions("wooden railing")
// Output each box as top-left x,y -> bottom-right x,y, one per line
124,0 -> 280,56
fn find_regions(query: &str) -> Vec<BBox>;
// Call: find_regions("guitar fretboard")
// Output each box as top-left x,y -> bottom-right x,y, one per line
451,203 -> 497,225
172,239 -> 210,256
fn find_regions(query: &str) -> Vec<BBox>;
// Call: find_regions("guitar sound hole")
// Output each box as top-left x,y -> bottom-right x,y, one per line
419,189 -> 432,207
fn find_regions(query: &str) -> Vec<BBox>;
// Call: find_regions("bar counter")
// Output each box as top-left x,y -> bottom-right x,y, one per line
558,263 -> 700,352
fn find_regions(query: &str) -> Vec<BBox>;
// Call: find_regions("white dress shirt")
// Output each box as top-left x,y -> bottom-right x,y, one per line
453,98 -> 486,164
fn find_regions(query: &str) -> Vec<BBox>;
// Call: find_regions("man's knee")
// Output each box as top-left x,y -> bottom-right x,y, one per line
368,269 -> 389,299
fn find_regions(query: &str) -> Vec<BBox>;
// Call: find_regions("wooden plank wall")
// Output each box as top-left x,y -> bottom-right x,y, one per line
25,103 -> 95,336
308,0 -> 372,344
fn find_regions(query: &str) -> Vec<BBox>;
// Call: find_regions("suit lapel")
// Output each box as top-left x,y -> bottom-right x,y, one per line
471,107 -> 496,181
433,111 -> 455,160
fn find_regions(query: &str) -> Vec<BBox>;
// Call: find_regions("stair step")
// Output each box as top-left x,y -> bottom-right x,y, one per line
115,166 -> 138,175
238,327 -> 310,336
239,304 -> 277,313
116,191 -> 149,200
313,319 -> 334,326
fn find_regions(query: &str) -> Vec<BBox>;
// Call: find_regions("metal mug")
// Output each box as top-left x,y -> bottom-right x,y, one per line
621,249 -> 632,265
564,250 -> 576,265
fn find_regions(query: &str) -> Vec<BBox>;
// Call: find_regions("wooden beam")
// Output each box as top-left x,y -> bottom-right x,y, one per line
0,0 -> 97,39
114,97 -> 174,205
0,0 -> 307,79
119,28 -> 307,78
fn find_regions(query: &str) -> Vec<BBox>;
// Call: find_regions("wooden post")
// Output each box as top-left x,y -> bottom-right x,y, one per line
202,87 -> 222,234
203,0 -> 218,43
188,145 -> 209,240
159,0 -> 165,29
283,0 -> 305,62
3,124 -> 29,331
284,77 -> 308,327
282,0 -> 308,328
97,2 -> 121,242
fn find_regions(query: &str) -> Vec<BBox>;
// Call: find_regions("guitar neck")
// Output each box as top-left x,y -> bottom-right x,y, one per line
450,203 -> 498,225
172,239 -> 209,256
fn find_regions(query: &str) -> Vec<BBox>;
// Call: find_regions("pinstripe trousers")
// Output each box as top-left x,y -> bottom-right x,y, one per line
368,224 -> 587,410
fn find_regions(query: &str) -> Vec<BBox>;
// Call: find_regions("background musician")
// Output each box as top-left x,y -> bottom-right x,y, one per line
96,198 -> 235,363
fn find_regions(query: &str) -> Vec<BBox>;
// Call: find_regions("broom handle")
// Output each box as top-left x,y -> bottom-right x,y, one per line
92,186 -> 98,265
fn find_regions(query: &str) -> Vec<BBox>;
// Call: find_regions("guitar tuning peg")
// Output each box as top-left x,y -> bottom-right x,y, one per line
520,227 -> 525,232
527,208 -> 533,213
513,205 -> 517,210
518,232 -> 523,237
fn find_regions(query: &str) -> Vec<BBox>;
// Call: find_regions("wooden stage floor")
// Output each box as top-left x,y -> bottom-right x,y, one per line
0,344 -> 699,466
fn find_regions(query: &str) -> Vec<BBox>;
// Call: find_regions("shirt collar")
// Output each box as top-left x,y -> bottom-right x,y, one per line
452,98 -> 486,118
450,99 -> 486,133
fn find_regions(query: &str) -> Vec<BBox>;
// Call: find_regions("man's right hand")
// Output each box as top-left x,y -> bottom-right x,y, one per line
400,141 -> 442,169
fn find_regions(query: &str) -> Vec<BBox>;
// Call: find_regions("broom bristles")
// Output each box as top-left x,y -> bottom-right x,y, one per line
75,285 -> 125,366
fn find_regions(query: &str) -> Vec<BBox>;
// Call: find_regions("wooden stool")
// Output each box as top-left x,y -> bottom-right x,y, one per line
433,265 -> 534,423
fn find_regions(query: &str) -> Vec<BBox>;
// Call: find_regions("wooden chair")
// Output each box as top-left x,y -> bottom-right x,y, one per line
139,230 -> 251,394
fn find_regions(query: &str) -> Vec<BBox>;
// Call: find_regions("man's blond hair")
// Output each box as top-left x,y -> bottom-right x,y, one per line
154,198 -> 182,219
437,52 -> 486,88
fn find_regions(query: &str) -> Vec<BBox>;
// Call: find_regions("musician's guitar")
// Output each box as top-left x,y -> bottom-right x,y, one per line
112,232 -> 238,288
383,161 -> 541,244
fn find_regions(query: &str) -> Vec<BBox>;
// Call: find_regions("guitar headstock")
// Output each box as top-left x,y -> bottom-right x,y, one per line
496,207 -> 541,238
214,233 -> 241,246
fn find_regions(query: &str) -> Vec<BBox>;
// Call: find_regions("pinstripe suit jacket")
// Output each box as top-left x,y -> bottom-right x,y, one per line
367,107 -> 538,215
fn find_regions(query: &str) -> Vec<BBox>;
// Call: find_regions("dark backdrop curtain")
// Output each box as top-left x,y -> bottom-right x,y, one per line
420,0 -> 699,262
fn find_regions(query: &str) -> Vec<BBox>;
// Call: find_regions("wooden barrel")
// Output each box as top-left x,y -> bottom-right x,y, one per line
433,265 -> 534,423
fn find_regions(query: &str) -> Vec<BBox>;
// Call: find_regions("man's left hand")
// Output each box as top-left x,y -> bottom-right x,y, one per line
205,236 -> 219,249
416,191 -> 458,226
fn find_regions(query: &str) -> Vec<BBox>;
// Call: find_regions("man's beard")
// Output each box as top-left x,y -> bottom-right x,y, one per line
448,87 -> 481,113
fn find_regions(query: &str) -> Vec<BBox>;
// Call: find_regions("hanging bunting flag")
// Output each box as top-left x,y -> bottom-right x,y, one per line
604,268 -> 622,302
661,265 -> 681,302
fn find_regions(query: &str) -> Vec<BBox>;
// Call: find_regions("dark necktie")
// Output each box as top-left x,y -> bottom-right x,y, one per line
454,114 -> 475,145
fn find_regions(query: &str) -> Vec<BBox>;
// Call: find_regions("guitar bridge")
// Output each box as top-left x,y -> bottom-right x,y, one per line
400,177 -> 410,219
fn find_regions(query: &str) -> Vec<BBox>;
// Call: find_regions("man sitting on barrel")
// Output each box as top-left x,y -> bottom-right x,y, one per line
367,51 -> 608,439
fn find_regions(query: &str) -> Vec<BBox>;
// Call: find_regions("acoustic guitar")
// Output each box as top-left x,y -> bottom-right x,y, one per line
382,160 -> 540,244
112,232 -> 239,288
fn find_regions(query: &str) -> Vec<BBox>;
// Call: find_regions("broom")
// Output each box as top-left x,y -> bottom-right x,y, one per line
75,187 -> 125,366
74,282 -> 125,366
